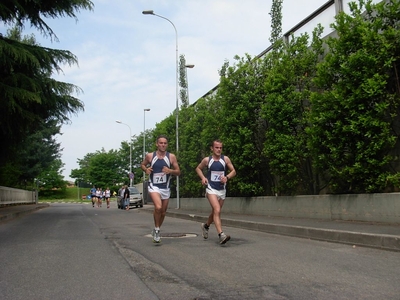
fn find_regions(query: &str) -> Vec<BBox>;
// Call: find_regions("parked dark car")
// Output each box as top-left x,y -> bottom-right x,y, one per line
117,186 -> 143,209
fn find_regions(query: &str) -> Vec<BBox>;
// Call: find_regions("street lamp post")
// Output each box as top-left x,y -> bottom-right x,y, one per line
116,120 -> 133,187
143,108 -> 150,183
142,10 -> 180,208
185,64 -> 195,105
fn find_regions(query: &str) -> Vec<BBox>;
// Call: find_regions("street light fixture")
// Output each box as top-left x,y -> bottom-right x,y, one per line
116,120 -> 133,187
185,64 -> 195,105
142,9 -> 181,208
143,108 -> 150,183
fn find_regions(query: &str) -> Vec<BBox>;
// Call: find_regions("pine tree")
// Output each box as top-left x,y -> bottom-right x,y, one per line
0,1 -> 94,186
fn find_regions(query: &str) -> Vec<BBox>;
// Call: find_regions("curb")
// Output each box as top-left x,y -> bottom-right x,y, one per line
0,204 -> 49,222
140,209 -> 400,252
222,218 -> 400,252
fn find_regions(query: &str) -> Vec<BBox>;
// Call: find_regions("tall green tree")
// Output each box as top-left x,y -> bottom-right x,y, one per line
37,159 -> 67,192
71,149 -> 125,188
0,28 -> 83,169
0,27 -> 79,186
262,26 -> 324,195
0,118 -> 64,187
130,130 -> 155,183
179,54 -> 189,107
269,0 -> 283,46
0,0 -> 94,40
0,1 -> 93,186
70,131 -> 157,189
217,54 -> 271,196
20,119 -> 63,183
69,0 -> 400,197
178,96 -> 223,197
88,149 -> 124,188
70,152 -> 95,184
309,0 -> 400,193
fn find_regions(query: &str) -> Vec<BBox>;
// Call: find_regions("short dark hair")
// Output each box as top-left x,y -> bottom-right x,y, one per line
157,135 -> 168,142
211,139 -> 222,147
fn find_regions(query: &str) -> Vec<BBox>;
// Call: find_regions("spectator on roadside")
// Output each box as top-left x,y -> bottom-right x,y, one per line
123,185 -> 130,211
119,186 -> 125,209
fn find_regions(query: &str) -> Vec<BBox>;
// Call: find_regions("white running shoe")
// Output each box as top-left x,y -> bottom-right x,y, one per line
219,232 -> 230,244
201,223 -> 209,239
152,229 -> 161,243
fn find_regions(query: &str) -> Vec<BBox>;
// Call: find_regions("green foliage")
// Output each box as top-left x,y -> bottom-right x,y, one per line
0,115 -> 65,188
269,0 -> 283,45
179,54 -> 189,107
217,54 -> 270,196
130,130 -> 154,183
71,148 -> 126,188
178,97 -> 224,197
70,129 -> 156,191
70,0 -> 400,197
0,0 -> 94,40
39,186 -> 90,201
37,159 -> 67,191
262,26 -> 324,195
0,0 -> 91,188
70,152 -> 95,183
151,114 -> 177,153
0,30 -> 83,171
88,149 -> 123,187
20,119 -> 63,182
309,0 -> 400,193
0,32 -> 83,128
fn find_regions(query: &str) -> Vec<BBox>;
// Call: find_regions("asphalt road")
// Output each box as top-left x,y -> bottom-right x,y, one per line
1,202 -> 399,300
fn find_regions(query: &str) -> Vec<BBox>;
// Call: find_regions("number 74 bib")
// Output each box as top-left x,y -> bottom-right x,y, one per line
154,172 -> 166,183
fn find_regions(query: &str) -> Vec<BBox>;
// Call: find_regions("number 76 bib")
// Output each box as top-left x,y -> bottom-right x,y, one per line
211,171 -> 224,182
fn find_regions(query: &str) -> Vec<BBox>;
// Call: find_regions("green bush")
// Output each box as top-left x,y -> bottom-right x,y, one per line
38,186 -> 89,201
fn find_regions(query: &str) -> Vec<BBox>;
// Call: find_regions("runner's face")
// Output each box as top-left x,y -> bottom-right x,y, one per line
212,142 -> 223,156
157,138 -> 168,152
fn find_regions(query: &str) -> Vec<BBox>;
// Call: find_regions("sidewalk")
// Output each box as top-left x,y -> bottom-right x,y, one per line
0,203 -> 49,222
1,203 -> 399,251
140,206 -> 400,252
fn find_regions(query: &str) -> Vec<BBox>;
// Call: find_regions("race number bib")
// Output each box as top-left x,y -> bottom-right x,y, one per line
154,172 -> 166,183
211,171 -> 224,182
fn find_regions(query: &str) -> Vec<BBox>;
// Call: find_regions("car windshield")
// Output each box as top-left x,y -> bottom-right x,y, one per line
128,187 -> 140,194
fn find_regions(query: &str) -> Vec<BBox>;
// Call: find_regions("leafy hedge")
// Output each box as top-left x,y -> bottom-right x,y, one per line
155,0 -> 400,196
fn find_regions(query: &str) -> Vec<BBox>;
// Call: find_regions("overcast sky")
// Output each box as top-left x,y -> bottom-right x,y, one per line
6,0 -> 367,181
